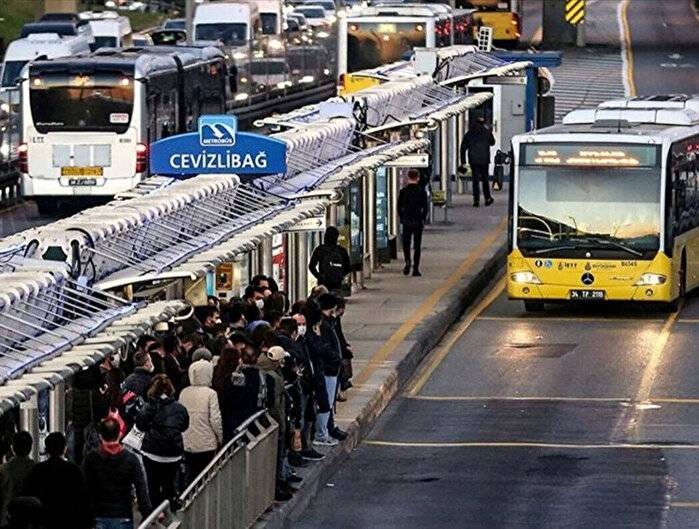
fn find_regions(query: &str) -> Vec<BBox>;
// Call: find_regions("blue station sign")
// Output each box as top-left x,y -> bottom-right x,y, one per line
150,115 -> 287,177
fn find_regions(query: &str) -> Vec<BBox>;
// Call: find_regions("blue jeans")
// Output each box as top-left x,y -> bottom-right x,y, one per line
315,375 -> 338,440
95,518 -> 133,529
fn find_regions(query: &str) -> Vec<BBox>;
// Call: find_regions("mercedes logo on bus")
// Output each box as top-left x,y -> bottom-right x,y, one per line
581,273 -> 595,286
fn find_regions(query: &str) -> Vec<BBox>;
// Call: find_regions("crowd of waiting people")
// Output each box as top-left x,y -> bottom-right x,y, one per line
0,267 -> 355,529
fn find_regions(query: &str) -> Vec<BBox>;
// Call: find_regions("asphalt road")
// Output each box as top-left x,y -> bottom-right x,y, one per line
625,0 -> 699,95
293,6 -> 699,527
296,278 -> 699,529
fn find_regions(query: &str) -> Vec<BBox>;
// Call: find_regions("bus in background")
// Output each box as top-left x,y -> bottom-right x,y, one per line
463,0 -> 520,45
80,11 -> 134,49
18,46 -> 227,213
0,33 -> 91,89
507,95 -> 699,311
338,4 -> 452,76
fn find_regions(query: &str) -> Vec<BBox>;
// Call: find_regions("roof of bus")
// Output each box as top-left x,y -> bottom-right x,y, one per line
517,122 -> 699,144
28,47 -> 222,79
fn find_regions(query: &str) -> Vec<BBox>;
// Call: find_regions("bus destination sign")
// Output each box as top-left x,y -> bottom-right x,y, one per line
524,143 -> 658,168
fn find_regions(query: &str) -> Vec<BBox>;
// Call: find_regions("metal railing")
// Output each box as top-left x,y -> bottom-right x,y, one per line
138,411 -> 278,529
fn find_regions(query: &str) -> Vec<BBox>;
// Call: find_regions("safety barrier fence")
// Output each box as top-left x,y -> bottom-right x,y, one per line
138,411 -> 278,529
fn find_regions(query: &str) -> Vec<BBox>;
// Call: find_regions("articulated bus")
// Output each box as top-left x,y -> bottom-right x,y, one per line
463,0 -> 520,45
338,4 -> 472,77
507,95 -> 699,311
19,46 -> 228,213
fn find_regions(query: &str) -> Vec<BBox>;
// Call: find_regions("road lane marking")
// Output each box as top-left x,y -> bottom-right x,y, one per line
635,304 -> 682,404
406,277 -> 506,396
405,395 -> 630,403
364,440 -> 699,450
477,315 -> 665,323
618,0 -> 637,96
352,217 -> 506,387
672,502 -> 699,508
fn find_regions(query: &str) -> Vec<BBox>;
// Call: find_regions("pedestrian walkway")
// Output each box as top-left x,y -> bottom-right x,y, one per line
551,48 -> 627,122
257,188 -> 508,528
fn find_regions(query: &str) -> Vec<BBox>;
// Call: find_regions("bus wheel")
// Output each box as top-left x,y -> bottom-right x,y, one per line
524,300 -> 545,313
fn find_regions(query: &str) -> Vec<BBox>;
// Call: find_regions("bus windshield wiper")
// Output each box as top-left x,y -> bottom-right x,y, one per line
532,245 -> 579,255
585,237 -> 643,257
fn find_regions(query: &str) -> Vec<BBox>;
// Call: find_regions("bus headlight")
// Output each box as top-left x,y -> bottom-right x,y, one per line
510,271 -> 542,285
634,273 -> 666,286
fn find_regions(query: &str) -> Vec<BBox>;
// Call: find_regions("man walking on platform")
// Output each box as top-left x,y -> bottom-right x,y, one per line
398,169 -> 429,277
460,117 -> 496,207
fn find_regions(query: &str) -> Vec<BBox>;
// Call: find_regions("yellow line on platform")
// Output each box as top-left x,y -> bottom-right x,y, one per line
406,278 -> 506,396
352,217 -> 506,387
365,440 -> 699,450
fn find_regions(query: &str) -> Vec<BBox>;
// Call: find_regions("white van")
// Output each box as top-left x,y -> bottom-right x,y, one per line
80,11 -> 133,49
0,33 -> 92,88
193,2 -> 261,52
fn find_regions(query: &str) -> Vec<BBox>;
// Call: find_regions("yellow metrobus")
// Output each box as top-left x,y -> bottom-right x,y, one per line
507,95 -> 699,311
465,0 -> 521,45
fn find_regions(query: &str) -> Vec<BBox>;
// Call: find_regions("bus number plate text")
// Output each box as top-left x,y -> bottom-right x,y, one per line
569,290 -> 605,300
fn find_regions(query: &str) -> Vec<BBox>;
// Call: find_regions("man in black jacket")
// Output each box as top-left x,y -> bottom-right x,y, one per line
122,351 -> 153,399
83,418 -> 152,529
398,169 -> 429,277
308,227 -> 351,294
460,117 -> 496,207
23,432 -> 93,529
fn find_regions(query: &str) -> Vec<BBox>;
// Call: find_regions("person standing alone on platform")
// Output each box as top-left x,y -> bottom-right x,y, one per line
460,117 -> 496,207
398,169 -> 429,277
309,227 -> 351,294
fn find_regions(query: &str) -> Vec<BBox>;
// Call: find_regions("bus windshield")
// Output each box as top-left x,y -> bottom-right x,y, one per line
93,36 -> 118,49
516,143 -> 662,258
260,13 -> 278,35
1,61 -> 27,87
30,72 -> 134,134
195,23 -> 247,45
347,21 -> 426,73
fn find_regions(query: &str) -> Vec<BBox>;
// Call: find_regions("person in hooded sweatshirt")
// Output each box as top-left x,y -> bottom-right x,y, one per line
308,226 -> 351,294
83,418 -> 152,529
179,359 -> 223,486
135,374 -> 189,507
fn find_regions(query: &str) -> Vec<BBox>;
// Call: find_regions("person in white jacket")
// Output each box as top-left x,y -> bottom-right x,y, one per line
179,359 -> 223,485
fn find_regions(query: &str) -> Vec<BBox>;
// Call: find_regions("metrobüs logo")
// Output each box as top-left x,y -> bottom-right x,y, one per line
199,115 -> 237,147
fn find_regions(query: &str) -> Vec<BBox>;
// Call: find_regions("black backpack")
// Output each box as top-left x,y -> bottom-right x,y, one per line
319,245 -> 345,286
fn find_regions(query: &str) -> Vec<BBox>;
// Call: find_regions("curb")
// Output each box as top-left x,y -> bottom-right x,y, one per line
254,239 -> 508,529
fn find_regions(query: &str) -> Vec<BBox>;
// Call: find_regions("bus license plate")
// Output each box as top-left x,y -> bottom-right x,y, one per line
569,290 -> 605,300
68,178 -> 97,186
61,166 -> 103,177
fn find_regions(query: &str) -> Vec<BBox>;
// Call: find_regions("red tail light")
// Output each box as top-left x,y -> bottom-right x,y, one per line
136,143 -> 148,174
18,143 -> 28,173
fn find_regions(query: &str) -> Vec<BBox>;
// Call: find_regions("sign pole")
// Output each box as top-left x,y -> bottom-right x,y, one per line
185,0 -> 195,45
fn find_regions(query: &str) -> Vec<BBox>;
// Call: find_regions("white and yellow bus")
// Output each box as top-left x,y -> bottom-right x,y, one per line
507,95 -> 699,311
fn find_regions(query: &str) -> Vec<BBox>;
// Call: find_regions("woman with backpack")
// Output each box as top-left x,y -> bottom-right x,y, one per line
135,374 -> 189,507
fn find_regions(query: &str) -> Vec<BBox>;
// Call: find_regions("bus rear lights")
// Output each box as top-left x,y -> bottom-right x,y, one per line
510,271 -> 542,285
135,143 -> 148,173
635,273 -> 666,286
18,143 -> 28,173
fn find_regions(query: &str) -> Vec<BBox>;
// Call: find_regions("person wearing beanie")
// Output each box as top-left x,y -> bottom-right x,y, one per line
179,360 -> 223,485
